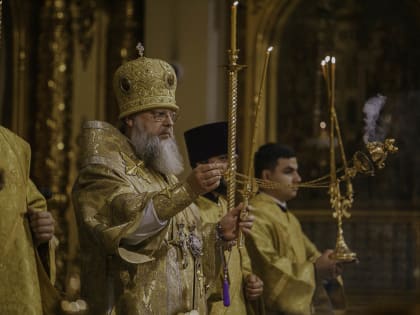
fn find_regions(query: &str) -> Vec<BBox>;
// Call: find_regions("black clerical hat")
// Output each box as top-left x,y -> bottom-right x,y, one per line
184,122 -> 228,167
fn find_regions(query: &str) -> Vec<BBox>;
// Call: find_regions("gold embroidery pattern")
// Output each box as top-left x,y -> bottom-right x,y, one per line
120,151 -> 151,183
153,183 -> 198,220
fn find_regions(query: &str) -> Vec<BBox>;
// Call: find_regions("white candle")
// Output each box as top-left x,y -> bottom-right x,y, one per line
231,2 -> 239,51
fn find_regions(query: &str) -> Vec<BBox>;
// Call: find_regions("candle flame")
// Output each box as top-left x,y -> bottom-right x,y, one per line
233,1 -> 239,6
267,46 -> 273,52
321,60 -> 326,66
331,56 -> 336,63
325,56 -> 331,62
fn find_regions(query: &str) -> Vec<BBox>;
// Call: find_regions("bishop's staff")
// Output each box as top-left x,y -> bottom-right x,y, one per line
226,0 -> 243,230
222,1 -> 244,307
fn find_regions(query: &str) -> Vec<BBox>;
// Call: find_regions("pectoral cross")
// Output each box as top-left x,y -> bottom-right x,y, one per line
170,222 -> 189,269
186,224 -> 204,311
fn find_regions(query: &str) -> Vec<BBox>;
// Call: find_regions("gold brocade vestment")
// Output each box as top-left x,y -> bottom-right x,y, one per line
196,194 -> 252,315
246,193 -> 344,315
0,126 -> 48,315
72,121 -> 216,315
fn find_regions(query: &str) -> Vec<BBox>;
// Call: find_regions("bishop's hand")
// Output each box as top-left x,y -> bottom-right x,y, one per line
186,163 -> 226,195
28,208 -> 55,246
217,203 -> 254,241
245,274 -> 264,301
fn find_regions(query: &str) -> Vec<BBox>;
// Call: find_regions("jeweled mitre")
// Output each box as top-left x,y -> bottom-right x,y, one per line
113,54 -> 178,119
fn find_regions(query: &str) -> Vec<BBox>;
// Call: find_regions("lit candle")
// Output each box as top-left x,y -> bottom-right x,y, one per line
331,56 -> 336,105
263,46 -> 274,74
321,60 -> 327,81
253,45 -> 273,121
231,1 -> 239,51
323,56 -> 331,95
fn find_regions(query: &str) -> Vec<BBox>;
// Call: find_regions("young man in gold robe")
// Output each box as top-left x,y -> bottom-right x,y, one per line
72,47 -> 253,315
0,126 -> 56,315
246,143 -> 345,315
184,122 -> 264,315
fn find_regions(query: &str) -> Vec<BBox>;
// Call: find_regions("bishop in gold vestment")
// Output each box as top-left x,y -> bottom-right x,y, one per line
246,143 -> 345,315
0,126 -> 56,315
72,47 -> 252,315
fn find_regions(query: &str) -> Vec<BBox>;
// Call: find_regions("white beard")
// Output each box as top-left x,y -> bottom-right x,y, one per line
130,121 -> 184,175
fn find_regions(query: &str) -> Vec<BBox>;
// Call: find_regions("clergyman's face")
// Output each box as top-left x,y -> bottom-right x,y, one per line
207,154 -> 229,168
132,109 -> 176,139
262,157 -> 301,202
125,109 -> 183,175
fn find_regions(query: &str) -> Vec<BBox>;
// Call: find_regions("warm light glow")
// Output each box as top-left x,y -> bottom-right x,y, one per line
325,56 -> 331,62
267,46 -> 273,52
321,60 -> 326,66
320,121 -> 327,129
331,56 -> 336,64
233,1 -> 239,5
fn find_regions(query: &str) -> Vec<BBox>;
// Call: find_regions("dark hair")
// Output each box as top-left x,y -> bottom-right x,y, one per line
184,122 -> 229,168
118,114 -> 136,135
117,119 -> 127,134
254,143 -> 296,178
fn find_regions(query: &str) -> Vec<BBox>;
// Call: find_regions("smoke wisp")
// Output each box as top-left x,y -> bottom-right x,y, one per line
363,94 -> 387,143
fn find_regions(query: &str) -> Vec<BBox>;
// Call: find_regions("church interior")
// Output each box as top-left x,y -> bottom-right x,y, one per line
1,0 -> 419,314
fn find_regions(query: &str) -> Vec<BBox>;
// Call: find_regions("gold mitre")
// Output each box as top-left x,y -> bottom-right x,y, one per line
113,43 -> 178,119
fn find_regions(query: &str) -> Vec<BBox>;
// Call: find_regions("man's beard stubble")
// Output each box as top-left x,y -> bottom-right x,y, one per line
130,120 -> 184,175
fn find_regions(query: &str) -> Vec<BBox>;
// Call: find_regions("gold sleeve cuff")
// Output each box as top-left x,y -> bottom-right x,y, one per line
152,182 -> 199,221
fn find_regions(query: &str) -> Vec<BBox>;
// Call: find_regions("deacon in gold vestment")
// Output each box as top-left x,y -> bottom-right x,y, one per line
72,46 -> 253,315
0,126 -> 56,315
246,143 -> 345,315
184,122 -> 264,315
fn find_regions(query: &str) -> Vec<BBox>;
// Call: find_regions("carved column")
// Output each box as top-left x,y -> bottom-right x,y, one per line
32,0 -> 73,292
4,0 -> 38,136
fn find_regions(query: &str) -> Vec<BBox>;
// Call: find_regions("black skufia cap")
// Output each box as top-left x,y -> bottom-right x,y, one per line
184,122 -> 228,167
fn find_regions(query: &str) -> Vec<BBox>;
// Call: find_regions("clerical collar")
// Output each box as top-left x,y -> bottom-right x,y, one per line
203,191 -> 219,203
260,192 -> 287,212
204,184 -> 227,203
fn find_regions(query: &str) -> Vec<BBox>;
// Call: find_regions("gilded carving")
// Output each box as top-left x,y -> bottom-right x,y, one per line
32,0 -> 74,294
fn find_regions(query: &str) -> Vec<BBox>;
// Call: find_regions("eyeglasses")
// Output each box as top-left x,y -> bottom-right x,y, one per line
149,110 -> 178,122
